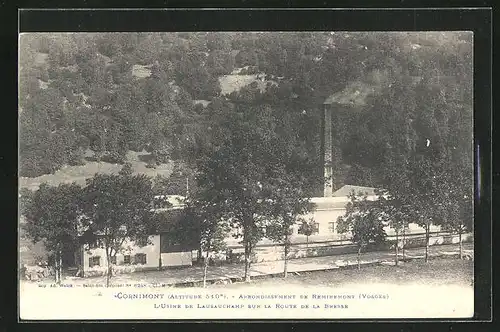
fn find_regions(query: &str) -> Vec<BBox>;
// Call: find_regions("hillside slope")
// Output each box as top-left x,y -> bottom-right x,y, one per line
19,32 -> 472,191
19,150 -> 174,190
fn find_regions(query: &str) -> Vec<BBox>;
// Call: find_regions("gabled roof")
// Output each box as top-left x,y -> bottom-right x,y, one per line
332,185 -> 378,197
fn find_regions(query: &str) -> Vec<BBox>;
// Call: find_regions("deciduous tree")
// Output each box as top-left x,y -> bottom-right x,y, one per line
298,219 -> 315,248
195,105 -> 280,282
22,183 -> 83,283
184,194 -> 229,287
375,188 -> 412,266
81,164 -> 155,286
265,174 -> 312,278
264,133 -> 315,278
337,191 -> 387,269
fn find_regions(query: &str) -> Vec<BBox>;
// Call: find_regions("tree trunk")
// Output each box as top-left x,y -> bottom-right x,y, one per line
459,231 -> 463,260
53,253 -> 58,284
402,226 -> 406,261
58,249 -> 62,282
106,248 -> 111,287
54,252 -> 60,284
306,236 -> 309,249
395,230 -> 399,266
198,247 -> 203,264
425,223 -> 430,263
283,239 -> 289,278
244,242 -> 251,282
99,130 -> 106,161
357,246 -> 362,270
54,245 -> 62,284
203,249 -> 210,288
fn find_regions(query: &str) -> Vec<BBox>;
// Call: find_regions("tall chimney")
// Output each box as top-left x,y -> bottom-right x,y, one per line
323,103 -> 334,197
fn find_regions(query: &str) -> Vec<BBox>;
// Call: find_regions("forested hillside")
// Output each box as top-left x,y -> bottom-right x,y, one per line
19,32 -> 473,195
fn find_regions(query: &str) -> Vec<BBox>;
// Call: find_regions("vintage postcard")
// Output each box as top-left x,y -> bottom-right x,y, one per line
19,30 -> 474,320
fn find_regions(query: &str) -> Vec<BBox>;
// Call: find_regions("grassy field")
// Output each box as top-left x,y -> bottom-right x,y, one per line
19,62 -> 266,190
209,257 -> 474,290
19,150 -> 174,190
218,72 -> 278,96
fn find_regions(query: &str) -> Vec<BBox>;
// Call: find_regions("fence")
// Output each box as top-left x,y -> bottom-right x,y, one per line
224,231 -> 473,264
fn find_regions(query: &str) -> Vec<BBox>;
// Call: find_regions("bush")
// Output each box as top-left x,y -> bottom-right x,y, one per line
84,264 -> 151,277
38,68 -> 50,82
19,154 -> 59,177
238,66 -> 259,75
23,264 -> 52,281
67,148 -> 86,166
145,160 -> 157,169
152,151 -> 169,164
19,161 -> 44,177
101,151 -> 126,164
68,157 -> 86,166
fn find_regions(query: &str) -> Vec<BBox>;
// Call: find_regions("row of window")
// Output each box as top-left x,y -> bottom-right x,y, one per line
88,253 -> 147,267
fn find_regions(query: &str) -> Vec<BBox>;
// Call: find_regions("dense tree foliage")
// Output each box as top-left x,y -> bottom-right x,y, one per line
21,183 -> 84,283
265,173 -> 312,278
297,219 -> 316,247
180,193 -> 230,287
20,32 -> 474,282
337,192 -> 387,269
20,32 -> 472,215
80,164 -> 156,286
194,104 -> 278,282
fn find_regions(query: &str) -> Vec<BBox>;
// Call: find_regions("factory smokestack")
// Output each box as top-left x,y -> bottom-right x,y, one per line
323,103 -> 333,197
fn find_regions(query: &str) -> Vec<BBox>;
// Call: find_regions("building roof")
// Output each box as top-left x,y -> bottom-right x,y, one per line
309,185 -> 381,210
310,196 -> 350,210
332,185 -> 378,197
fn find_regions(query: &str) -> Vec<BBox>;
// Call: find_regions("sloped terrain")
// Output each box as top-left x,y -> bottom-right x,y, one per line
19,150 -> 174,190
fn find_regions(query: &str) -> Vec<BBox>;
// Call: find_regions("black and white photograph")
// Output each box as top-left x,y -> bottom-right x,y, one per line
18,30 -> 475,320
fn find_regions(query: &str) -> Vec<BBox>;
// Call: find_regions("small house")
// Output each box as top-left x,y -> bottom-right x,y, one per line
76,195 -> 195,277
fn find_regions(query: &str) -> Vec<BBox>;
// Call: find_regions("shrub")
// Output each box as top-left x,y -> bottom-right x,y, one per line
101,151 -> 126,164
84,263 -> 151,277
